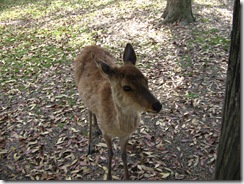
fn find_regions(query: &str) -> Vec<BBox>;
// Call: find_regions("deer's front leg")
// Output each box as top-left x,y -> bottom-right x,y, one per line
119,136 -> 129,180
104,134 -> 113,180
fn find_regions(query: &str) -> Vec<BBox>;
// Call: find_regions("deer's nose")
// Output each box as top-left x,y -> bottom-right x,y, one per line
152,101 -> 162,113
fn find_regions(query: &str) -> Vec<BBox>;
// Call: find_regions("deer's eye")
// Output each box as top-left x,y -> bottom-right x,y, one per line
123,86 -> 133,92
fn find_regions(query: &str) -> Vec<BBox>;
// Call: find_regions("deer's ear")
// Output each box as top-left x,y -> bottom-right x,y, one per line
93,54 -> 115,76
123,43 -> 137,65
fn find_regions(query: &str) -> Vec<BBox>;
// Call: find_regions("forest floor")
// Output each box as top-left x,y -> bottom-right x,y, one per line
0,0 -> 234,181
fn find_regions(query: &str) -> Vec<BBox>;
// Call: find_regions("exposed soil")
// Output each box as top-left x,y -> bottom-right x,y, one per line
0,0 -> 234,180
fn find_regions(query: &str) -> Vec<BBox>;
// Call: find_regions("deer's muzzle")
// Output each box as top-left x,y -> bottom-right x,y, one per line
152,101 -> 162,113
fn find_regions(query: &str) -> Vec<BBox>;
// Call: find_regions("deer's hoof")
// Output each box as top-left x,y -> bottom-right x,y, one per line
87,145 -> 96,155
95,128 -> 102,136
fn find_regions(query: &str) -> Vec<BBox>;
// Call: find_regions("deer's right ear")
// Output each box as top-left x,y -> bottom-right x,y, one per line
123,43 -> 137,65
93,54 -> 114,76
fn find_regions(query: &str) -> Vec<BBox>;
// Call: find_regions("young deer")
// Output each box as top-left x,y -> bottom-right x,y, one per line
74,43 -> 162,180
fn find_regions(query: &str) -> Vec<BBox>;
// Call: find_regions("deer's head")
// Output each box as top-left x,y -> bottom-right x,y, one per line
95,43 -> 162,113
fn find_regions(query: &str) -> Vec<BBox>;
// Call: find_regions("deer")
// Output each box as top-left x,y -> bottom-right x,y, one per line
74,43 -> 162,180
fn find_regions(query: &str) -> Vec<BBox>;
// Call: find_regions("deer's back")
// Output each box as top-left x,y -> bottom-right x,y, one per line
74,45 -> 115,116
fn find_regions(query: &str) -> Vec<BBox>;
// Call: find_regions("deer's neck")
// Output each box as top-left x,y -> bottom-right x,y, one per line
112,96 -> 141,134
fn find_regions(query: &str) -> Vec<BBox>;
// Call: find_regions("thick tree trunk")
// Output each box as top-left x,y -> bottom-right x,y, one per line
162,0 -> 195,25
215,0 -> 240,180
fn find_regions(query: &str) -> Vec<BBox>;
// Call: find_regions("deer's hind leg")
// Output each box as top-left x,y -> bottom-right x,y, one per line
93,113 -> 102,136
87,110 -> 93,155
87,110 -> 102,155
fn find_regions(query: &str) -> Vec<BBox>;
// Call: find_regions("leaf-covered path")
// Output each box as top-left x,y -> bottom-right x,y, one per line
0,0 -> 233,180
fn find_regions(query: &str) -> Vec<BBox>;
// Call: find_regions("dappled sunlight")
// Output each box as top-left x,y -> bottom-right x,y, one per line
0,0 -> 233,180
215,7 -> 233,20
196,0 -> 223,6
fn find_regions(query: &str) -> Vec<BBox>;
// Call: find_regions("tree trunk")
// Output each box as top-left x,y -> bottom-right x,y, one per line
215,0 -> 240,180
162,0 -> 195,25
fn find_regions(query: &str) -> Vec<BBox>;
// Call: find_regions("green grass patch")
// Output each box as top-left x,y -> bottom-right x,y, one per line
58,122 -> 65,128
185,92 -> 199,99
188,28 -> 230,51
176,55 -> 192,69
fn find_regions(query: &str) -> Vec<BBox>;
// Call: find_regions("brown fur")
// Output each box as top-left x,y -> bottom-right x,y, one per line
74,44 -> 161,180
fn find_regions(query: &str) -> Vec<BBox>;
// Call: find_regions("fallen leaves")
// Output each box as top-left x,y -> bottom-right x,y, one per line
0,0 -> 232,181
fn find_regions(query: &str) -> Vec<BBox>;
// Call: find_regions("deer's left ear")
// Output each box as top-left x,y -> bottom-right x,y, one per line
93,54 -> 115,77
123,43 -> 137,65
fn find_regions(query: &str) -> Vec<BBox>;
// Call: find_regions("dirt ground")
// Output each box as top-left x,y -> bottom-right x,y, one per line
0,0 -> 234,180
